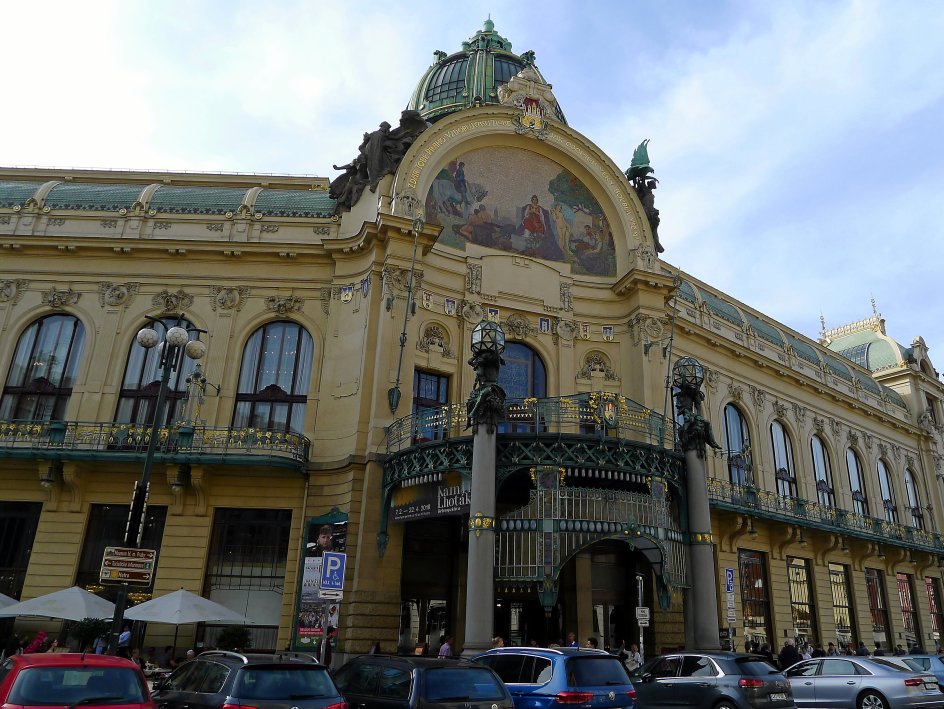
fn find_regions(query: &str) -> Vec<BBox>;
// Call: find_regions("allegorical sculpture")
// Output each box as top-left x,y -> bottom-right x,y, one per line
329,110 -> 431,213
466,346 -> 506,434
673,357 -> 722,458
625,139 -> 664,253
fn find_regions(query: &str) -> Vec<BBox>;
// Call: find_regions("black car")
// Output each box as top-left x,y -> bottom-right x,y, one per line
629,651 -> 794,709
153,650 -> 345,709
333,655 -> 514,709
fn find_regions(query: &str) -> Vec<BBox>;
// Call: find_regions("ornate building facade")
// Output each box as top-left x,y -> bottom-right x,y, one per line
2,20 -> 944,658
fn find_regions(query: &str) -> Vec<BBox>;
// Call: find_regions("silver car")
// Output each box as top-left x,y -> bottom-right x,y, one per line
784,656 -> 944,709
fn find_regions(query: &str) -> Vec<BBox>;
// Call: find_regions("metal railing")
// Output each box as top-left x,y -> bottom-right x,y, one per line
386,392 -> 674,454
707,478 -> 942,552
0,419 -> 310,466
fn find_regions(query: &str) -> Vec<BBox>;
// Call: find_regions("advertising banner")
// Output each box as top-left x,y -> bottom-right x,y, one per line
392,471 -> 470,522
294,514 -> 347,651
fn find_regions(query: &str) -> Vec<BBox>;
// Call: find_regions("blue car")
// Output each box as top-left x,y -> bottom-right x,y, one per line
900,654 -> 944,687
474,647 -> 636,709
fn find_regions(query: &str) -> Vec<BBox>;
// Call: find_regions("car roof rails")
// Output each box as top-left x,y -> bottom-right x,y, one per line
199,650 -> 249,663
272,652 -> 320,664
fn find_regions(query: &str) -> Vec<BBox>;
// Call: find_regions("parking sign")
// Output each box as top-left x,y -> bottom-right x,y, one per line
725,568 -> 735,594
320,552 -> 346,591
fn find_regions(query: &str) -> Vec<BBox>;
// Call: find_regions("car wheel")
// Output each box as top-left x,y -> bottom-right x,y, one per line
858,691 -> 887,709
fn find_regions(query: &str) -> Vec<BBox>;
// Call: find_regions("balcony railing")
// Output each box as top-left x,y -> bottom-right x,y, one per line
707,478 -> 943,553
386,392 -> 673,454
0,419 -> 310,469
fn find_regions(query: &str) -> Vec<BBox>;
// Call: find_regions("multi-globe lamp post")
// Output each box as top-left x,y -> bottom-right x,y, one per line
107,314 -> 206,653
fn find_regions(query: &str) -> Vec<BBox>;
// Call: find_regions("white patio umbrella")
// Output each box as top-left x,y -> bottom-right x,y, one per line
0,586 -> 115,621
124,589 -> 248,625
0,592 -> 17,610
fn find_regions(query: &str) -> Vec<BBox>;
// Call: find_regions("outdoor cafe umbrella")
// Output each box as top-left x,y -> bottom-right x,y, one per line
0,592 -> 16,610
124,589 -> 248,656
0,586 -> 115,621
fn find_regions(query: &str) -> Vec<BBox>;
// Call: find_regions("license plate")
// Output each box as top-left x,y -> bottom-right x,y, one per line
769,693 -> 788,701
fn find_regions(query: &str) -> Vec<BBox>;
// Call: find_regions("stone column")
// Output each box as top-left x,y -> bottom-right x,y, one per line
461,331 -> 505,656
674,357 -> 722,651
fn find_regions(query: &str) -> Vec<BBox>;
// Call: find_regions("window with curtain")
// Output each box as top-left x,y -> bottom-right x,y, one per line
738,549 -> 772,648
811,436 -> 835,507
114,317 -> 200,425
904,469 -> 924,530
497,343 -> 546,433
0,314 -> 86,421
771,421 -> 796,497
232,321 -> 314,434
846,449 -> 868,516
723,404 -> 751,485
877,460 -> 898,524
788,557 -> 818,643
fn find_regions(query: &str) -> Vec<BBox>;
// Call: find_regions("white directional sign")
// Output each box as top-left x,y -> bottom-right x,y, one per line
635,606 -> 650,621
637,618 -> 650,627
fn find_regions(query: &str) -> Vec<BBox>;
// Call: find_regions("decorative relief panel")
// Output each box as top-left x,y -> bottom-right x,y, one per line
577,352 -> 618,381
629,243 -> 657,271
862,431 -> 873,451
847,430 -> 859,448
792,402 -> 807,425
829,418 -> 842,437
554,319 -> 577,342
320,287 -> 332,315
98,282 -> 139,308
749,386 -> 766,410
152,289 -> 194,313
559,283 -> 573,312
727,383 -> 743,402
460,300 -> 483,324
393,187 -> 422,219
42,287 -> 80,309
773,400 -> 788,420
383,266 -> 424,295
265,295 -> 303,314
813,416 -> 825,434
502,313 -> 537,339
627,314 -> 669,348
416,324 -> 455,358
466,264 -> 482,294
0,279 -> 28,305
210,286 -> 249,312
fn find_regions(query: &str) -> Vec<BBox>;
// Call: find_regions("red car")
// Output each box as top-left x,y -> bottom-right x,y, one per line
0,652 -> 154,709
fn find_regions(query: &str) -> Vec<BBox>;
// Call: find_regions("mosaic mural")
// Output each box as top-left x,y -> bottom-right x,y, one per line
424,147 -> 616,276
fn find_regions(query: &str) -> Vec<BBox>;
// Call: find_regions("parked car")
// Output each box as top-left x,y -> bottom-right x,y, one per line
474,646 -> 636,709
0,652 -> 153,709
628,651 -> 792,709
784,656 -> 944,709
333,654 -> 513,709
900,654 -> 944,687
152,650 -> 344,709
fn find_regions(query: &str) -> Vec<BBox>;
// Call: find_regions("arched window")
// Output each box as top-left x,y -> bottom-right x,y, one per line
723,404 -> 751,485
770,420 -> 796,497
0,314 -> 86,421
904,469 -> 924,530
811,435 -> 835,507
877,460 -> 898,524
846,449 -> 868,516
232,321 -> 314,434
115,317 -> 200,425
498,343 -> 547,433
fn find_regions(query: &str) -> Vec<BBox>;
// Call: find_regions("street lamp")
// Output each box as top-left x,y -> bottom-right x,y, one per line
107,314 -> 206,654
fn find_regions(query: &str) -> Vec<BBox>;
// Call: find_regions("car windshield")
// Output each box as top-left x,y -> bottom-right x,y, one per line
10,666 -> 147,706
566,657 -> 630,686
424,667 -> 506,701
735,659 -> 780,676
235,666 -> 336,700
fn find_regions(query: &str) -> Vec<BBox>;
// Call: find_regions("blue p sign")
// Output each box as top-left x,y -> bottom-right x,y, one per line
320,551 -> 346,591
725,567 -> 735,594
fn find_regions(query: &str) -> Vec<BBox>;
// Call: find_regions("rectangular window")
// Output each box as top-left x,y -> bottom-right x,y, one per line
788,557 -> 818,644
204,508 -> 291,651
412,370 -> 449,443
739,549 -> 772,647
0,502 -> 42,598
75,504 -> 166,601
927,577 -> 944,646
829,562 -> 857,646
865,568 -> 891,644
897,572 -> 919,644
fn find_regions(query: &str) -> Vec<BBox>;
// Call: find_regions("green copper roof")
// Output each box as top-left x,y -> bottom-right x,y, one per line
695,286 -> 743,327
854,369 -> 883,396
0,181 -> 43,208
743,312 -> 785,348
148,186 -> 247,215
821,352 -> 854,383
677,280 -> 698,305
45,183 -> 144,211
254,189 -> 335,217
407,19 -> 566,124
883,386 -> 906,408
785,333 -> 821,366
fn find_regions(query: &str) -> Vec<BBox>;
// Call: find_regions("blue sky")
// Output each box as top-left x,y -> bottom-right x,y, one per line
2,0 -> 943,370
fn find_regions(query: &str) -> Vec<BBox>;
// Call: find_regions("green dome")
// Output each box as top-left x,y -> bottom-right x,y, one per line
407,19 -> 567,124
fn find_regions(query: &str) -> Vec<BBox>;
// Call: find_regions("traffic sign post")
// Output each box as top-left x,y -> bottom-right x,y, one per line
724,568 -> 736,650
319,552 -> 346,663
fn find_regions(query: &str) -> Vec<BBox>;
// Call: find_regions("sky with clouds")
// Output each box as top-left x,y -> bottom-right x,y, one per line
2,0 -> 942,368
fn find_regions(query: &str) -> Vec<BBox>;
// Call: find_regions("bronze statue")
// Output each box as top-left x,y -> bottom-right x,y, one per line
625,139 -> 664,253
330,111 -> 431,214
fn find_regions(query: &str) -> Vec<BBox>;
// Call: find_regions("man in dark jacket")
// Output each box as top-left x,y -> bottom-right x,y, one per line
778,639 -> 801,669
856,642 -> 870,656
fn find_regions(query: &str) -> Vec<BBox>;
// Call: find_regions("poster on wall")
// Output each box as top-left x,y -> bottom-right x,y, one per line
392,471 -> 470,522
294,512 -> 347,650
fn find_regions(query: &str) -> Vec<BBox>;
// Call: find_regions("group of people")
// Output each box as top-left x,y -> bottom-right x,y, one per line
771,638 -> 937,669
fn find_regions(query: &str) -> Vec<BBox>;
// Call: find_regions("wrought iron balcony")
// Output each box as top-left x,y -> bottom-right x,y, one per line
0,419 -> 310,471
386,392 -> 674,453
707,478 -> 943,553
